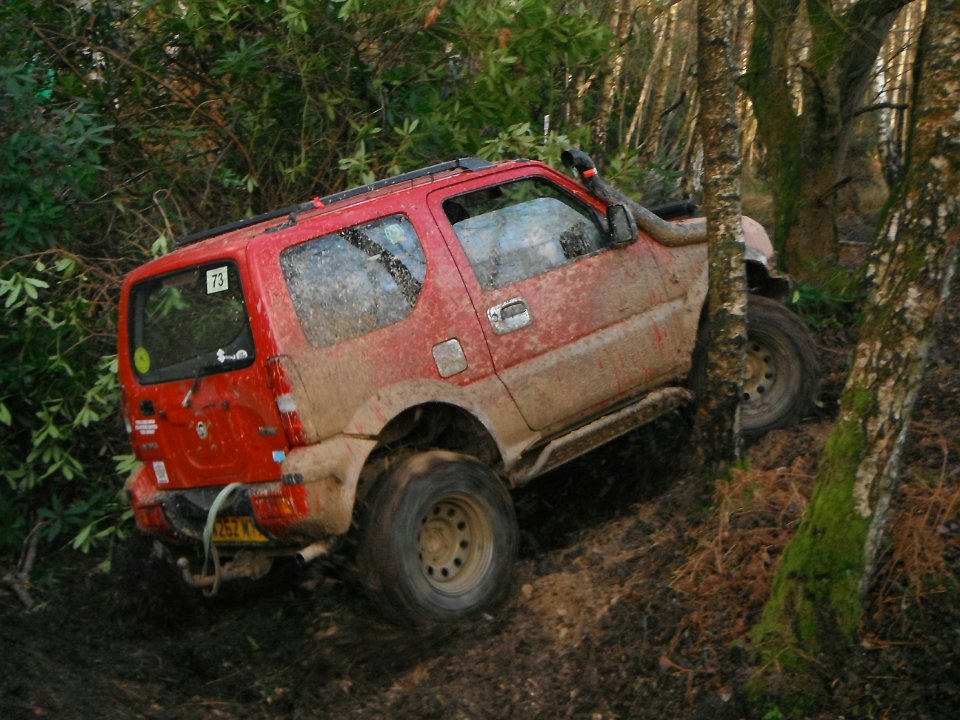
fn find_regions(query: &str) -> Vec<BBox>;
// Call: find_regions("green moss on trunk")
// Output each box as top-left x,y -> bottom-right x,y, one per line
750,387 -> 874,707
748,4 -> 960,715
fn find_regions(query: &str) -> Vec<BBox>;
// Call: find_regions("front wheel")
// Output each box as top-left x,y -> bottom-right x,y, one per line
740,295 -> 819,436
358,451 -> 518,624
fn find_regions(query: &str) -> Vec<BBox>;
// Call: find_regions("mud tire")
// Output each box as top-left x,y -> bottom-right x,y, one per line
741,295 -> 819,436
358,451 -> 517,625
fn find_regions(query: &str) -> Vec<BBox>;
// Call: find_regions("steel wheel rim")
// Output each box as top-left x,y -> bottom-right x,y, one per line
742,331 -> 798,423
743,339 -> 780,409
417,493 -> 493,596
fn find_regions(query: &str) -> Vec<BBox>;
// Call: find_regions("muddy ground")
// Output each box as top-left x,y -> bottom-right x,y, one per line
3,287 -> 959,719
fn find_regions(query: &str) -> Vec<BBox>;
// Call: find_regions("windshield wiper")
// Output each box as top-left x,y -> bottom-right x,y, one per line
181,349 -> 250,407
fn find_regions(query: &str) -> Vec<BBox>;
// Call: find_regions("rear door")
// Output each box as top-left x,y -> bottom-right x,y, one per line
431,172 -> 676,431
124,260 -> 287,489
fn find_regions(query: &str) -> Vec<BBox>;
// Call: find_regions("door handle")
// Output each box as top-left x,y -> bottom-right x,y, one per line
487,297 -> 532,334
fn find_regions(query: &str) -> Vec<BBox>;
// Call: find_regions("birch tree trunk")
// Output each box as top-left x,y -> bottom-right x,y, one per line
593,0 -> 636,150
877,1 -> 925,188
750,1 -> 960,708
625,8 -> 672,149
692,0 -> 747,467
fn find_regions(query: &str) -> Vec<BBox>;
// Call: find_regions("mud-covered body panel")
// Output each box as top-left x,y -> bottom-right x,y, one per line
118,157 -> 779,558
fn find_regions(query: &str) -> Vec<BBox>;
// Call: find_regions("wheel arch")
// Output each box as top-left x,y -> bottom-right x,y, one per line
742,214 -> 791,301
372,400 -> 503,467
351,383 -> 516,505
746,258 -> 791,301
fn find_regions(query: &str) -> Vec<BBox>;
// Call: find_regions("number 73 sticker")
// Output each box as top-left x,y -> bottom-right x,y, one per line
206,266 -> 229,294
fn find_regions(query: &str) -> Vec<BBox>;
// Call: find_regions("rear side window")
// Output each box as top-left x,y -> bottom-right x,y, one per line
130,261 -> 254,384
281,214 -> 427,348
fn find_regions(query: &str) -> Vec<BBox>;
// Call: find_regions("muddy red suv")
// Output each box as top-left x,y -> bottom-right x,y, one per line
118,150 -> 816,622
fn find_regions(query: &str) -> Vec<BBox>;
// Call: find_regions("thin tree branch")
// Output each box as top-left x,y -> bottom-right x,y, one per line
853,101 -> 909,117
660,90 -> 688,118
815,175 -> 854,206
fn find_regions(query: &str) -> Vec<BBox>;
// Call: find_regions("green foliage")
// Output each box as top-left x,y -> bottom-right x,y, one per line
65,0 -> 612,227
1,2 -> 131,561
0,64 -> 113,254
602,151 -> 689,205
789,266 -> 865,329
0,255 -> 130,560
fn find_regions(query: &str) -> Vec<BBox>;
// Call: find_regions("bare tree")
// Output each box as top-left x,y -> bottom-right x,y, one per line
593,0 -> 638,150
742,0 -> 914,281
750,0 -> 960,707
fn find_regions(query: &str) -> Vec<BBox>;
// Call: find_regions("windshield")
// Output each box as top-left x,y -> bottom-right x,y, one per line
129,261 -> 254,384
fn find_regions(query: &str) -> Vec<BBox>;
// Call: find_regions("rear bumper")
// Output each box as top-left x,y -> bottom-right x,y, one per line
126,468 -> 315,548
124,434 -> 377,546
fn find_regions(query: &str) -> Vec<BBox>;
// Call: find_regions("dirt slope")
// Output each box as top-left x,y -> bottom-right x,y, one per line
2,293 -> 958,720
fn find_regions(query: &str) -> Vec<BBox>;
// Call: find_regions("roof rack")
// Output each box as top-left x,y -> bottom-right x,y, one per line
175,156 -> 496,248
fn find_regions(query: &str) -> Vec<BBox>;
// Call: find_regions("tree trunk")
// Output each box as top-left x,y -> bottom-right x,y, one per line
877,1 -> 925,188
647,2 -> 682,146
742,0 -> 912,282
750,1 -> 960,708
593,0 -> 637,150
692,0 -> 747,469
625,7 -> 672,149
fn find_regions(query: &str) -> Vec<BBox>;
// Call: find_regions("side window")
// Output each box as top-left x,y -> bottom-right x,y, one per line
443,178 -> 606,289
281,214 -> 427,348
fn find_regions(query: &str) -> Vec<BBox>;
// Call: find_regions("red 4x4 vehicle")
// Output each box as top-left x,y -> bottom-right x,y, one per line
118,150 -> 816,622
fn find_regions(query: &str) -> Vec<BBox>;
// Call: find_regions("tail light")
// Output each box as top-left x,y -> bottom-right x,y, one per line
250,483 -> 312,537
266,356 -> 308,447
126,467 -> 172,534
133,503 -> 173,535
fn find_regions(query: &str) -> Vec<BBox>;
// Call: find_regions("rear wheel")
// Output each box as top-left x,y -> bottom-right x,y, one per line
358,451 -> 517,624
740,295 -> 819,436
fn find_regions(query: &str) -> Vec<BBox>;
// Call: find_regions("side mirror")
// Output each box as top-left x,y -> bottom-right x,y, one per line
607,204 -> 637,247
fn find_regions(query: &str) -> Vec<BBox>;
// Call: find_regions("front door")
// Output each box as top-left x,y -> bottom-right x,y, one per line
432,174 -> 675,431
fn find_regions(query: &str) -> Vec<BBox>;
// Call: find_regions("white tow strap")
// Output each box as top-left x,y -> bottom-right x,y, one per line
200,482 -> 245,595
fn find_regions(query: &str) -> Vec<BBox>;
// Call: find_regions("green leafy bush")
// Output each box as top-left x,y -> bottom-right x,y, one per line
789,267 -> 865,329
1,51 -> 127,562
0,254 -> 130,561
0,64 -> 112,255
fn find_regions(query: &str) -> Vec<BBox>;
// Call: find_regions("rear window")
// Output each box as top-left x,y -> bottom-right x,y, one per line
281,214 -> 427,348
129,261 -> 254,384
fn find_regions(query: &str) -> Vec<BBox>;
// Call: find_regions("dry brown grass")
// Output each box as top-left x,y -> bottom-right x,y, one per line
670,457 -> 816,652
869,419 -> 960,634
669,421 -> 959,658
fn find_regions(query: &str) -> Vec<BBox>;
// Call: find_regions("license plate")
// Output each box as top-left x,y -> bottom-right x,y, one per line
213,516 -> 268,543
